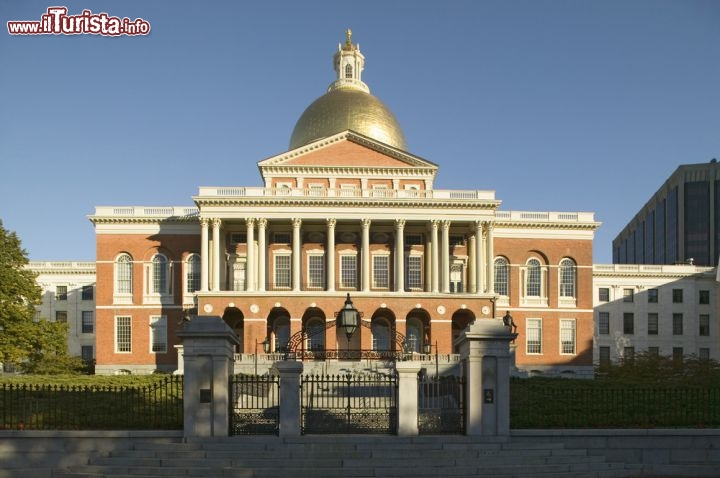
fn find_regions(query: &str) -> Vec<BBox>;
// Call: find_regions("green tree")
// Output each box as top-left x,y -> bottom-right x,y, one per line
0,220 -> 70,371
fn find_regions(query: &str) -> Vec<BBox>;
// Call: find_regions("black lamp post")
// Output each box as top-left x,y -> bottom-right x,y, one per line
423,340 -> 439,379
255,337 -> 270,375
337,293 -> 359,348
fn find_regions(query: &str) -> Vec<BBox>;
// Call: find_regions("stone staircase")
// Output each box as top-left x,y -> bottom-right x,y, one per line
51,435 -> 640,478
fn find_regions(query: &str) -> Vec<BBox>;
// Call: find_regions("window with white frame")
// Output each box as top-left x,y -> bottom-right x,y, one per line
372,255 -> 390,289
81,311 -> 94,333
405,233 -> 423,245
307,254 -> 325,289
274,254 -> 291,288
150,316 -> 167,353
56,285 -> 67,301
526,259 -> 542,297
450,262 -> 464,293
340,255 -> 357,289
559,258 -> 576,298
371,318 -> 391,351
150,254 -> 170,294
273,317 -> 290,352
115,316 -> 132,353
345,63 -> 352,79
306,318 -> 325,351
598,312 -> 609,335
526,318 -> 542,354
81,345 -> 93,362
115,253 -> 133,296
232,259 -> 246,291
494,257 -> 509,296
405,318 -> 424,353
560,319 -> 576,354
185,254 -> 201,293
648,313 -> 659,335
406,255 -> 423,290
230,232 -> 247,245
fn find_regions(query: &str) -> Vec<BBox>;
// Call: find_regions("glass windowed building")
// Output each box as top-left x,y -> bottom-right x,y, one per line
613,161 -> 720,267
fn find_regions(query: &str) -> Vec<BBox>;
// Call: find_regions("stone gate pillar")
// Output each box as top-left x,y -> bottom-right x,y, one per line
177,316 -> 239,438
456,318 -> 517,437
395,361 -> 422,436
275,360 -> 303,436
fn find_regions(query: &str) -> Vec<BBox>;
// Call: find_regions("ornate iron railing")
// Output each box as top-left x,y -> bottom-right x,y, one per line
229,374 -> 280,435
418,375 -> 465,434
301,373 -> 397,434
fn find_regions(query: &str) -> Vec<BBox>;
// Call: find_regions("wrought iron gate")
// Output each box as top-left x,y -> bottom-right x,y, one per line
301,372 -> 398,434
229,374 -> 279,435
418,375 -> 465,434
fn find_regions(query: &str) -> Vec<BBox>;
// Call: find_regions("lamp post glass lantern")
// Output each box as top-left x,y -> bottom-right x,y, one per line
423,340 -> 439,379
337,293 -> 359,347
254,337 -> 270,375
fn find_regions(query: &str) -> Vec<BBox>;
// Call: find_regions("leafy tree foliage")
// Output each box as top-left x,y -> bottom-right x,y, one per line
0,220 -> 70,371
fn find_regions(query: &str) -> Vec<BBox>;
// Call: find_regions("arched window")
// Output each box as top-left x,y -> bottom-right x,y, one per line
372,318 -> 391,351
494,257 -> 509,296
306,318 -> 325,351
115,253 -> 133,295
185,254 -> 201,293
151,254 -> 169,294
526,258 -> 541,297
273,317 -> 290,353
405,318 -> 424,353
345,63 -> 353,79
559,258 -> 576,298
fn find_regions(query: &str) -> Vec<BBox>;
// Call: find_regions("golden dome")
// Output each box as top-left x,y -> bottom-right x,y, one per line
289,87 -> 407,150
289,30 -> 407,151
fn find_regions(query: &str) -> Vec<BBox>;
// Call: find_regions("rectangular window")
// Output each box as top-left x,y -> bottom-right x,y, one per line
372,255 -> 389,289
340,255 -> 357,289
648,289 -> 658,303
672,289 -> 683,303
81,285 -> 94,301
115,316 -> 132,353
599,346 -> 610,368
55,311 -> 67,323
699,348 -> 710,360
673,313 -> 683,335
560,319 -> 576,355
81,345 -> 94,362
673,347 -> 683,362
598,312 -> 609,335
526,318 -> 542,354
699,314 -> 710,336
274,254 -> 291,288
273,232 -> 291,244
56,285 -> 68,301
648,346 -> 659,356
307,255 -> 325,289
623,289 -> 634,302
449,235 -> 465,246
406,255 -> 422,290
405,233 -> 423,245
699,290 -> 710,305
150,316 -> 167,353
81,311 -> 94,333
230,232 -> 247,244
647,313 -> 659,335
623,312 -> 634,334
598,288 -> 609,302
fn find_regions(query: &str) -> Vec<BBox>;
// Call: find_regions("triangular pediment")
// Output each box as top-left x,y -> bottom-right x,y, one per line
258,131 -> 438,172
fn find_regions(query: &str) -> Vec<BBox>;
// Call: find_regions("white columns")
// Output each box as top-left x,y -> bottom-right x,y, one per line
211,218 -> 222,292
441,220 -> 451,293
475,221 -> 484,294
292,218 -> 302,292
362,218 -> 371,292
327,219 -> 336,292
430,220 -> 439,293
485,221 -> 495,294
246,218 -> 256,292
468,229 -> 477,294
200,218 -> 209,292
257,218 -> 267,292
395,219 -> 405,292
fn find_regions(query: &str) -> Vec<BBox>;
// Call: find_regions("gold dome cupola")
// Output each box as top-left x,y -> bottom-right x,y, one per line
289,30 -> 408,151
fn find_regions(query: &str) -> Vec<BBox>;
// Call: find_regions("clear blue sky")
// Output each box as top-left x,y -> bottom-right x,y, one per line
1,0 -> 718,264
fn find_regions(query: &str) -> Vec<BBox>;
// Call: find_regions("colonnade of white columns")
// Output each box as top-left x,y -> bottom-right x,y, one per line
198,217 -> 495,295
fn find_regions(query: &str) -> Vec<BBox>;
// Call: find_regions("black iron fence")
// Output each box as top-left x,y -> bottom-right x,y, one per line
229,374 -> 280,435
511,385 -> 720,428
418,375 -> 465,434
301,372 -> 397,434
0,376 -> 183,430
